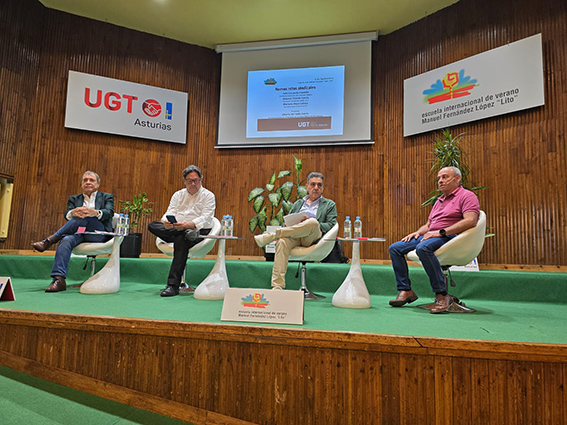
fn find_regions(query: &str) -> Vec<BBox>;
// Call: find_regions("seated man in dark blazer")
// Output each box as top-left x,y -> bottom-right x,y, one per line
32,171 -> 114,292
255,172 -> 337,289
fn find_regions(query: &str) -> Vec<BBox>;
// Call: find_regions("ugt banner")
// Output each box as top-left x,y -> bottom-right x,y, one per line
65,71 -> 188,144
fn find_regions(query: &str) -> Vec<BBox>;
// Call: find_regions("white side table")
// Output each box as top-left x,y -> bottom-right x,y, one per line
331,237 -> 386,309
80,234 -> 124,294
193,236 -> 242,300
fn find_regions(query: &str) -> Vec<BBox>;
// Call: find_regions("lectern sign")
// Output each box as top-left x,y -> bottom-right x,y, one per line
221,288 -> 304,325
65,71 -> 188,144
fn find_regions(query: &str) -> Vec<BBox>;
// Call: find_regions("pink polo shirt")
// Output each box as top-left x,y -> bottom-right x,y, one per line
428,186 -> 480,232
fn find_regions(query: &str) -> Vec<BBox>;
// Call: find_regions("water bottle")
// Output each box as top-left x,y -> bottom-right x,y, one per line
117,213 -> 124,235
123,214 -> 130,236
343,216 -> 352,239
227,215 -> 234,237
354,216 -> 362,238
221,215 -> 227,236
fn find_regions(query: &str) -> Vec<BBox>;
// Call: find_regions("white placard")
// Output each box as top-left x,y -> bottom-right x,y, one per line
65,71 -> 188,144
450,258 -> 480,272
221,288 -> 304,325
404,34 -> 545,137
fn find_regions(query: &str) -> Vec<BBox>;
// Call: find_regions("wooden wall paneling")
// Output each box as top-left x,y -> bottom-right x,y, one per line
542,362 -> 566,425
381,352 -> 402,423
434,356 -> 453,425
469,358 -> 490,423
348,351 -> 383,424
488,359 -> 507,424
0,0 -> 44,179
3,311 -> 567,424
451,357 -> 472,424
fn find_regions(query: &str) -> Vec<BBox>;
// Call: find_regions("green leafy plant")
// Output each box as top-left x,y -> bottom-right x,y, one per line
248,156 -> 307,233
118,192 -> 153,232
422,129 -> 486,208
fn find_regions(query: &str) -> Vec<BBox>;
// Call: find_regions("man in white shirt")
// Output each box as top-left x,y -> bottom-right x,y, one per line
31,171 -> 115,292
148,165 -> 216,297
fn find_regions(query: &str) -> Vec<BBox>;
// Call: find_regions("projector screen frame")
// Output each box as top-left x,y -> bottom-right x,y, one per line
215,32 -> 377,149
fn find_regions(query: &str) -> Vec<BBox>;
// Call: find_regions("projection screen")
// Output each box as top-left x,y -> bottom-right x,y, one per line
216,32 -> 377,149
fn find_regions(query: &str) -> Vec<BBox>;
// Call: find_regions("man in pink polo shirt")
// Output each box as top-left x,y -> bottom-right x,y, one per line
388,166 -> 480,313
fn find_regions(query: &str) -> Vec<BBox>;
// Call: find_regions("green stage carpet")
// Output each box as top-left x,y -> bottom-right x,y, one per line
0,366 -> 191,425
1,255 -> 566,344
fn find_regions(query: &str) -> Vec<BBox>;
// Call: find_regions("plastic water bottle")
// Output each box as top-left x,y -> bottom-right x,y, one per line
343,216 -> 352,239
354,216 -> 362,238
221,215 -> 227,236
123,214 -> 130,236
227,215 -> 234,237
117,213 -> 125,235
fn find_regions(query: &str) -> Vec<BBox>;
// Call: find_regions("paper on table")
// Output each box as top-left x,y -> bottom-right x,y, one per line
283,212 -> 308,227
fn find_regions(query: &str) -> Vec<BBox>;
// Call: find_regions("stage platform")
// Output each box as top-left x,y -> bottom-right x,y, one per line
1,254 -> 566,343
1,254 -> 567,424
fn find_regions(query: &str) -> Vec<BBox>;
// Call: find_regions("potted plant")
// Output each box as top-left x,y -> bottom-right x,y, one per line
248,156 -> 306,260
118,192 -> 153,258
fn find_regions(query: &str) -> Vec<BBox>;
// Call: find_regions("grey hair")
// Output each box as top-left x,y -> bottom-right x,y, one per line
183,165 -> 202,179
447,166 -> 462,179
82,171 -> 100,183
307,172 -> 324,184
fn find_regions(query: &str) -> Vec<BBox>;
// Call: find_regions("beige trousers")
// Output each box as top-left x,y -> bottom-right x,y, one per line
271,218 -> 322,288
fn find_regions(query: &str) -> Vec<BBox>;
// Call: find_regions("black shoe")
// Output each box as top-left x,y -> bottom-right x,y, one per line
160,285 -> 180,297
184,229 -> 200,242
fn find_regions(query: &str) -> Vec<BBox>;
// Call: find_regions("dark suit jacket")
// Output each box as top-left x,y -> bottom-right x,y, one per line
65,192 -> 115,232
290,196 -> 337,235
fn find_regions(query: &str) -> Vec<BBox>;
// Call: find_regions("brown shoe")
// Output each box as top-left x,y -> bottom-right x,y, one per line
45,276 -> 66,292
389,290 -> 418,307
32,238 -> 53,252
430,293 -> 452,314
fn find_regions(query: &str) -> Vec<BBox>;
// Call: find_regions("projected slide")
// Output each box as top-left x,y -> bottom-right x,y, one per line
246,66 -> 345,138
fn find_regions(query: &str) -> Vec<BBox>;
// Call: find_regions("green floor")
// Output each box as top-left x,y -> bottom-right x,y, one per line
1,255 -> 567,344
0,367 -> 191,425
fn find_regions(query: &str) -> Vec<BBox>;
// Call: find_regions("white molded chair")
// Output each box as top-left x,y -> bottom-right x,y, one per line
155,217 -> 222,291
289,222 -> 340,299
72,213 -> 120,276
407,210 -> 486,312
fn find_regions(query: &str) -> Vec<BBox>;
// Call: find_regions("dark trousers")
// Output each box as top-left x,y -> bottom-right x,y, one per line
148,221 -> 211,287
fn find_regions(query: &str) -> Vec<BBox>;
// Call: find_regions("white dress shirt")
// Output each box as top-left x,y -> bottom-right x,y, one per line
161,186 -> 216,230
65,191 -> 103,221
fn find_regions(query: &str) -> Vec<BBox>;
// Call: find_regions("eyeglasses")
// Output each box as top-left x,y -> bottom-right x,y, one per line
185,178 -> 201,185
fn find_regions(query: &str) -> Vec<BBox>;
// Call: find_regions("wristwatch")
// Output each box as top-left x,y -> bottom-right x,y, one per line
439,229 -> 447,237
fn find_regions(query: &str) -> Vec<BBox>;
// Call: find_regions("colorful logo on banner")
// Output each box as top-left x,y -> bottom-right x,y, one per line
142,99 -> 162,117
241,293 -> 270,309
423,70 -> 478,104
263,78 -> 277,85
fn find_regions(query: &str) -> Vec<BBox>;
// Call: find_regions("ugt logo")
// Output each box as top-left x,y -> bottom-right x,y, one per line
84,88 -> 174,120
143,99 -> 161,117
422,70 -> 478,104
